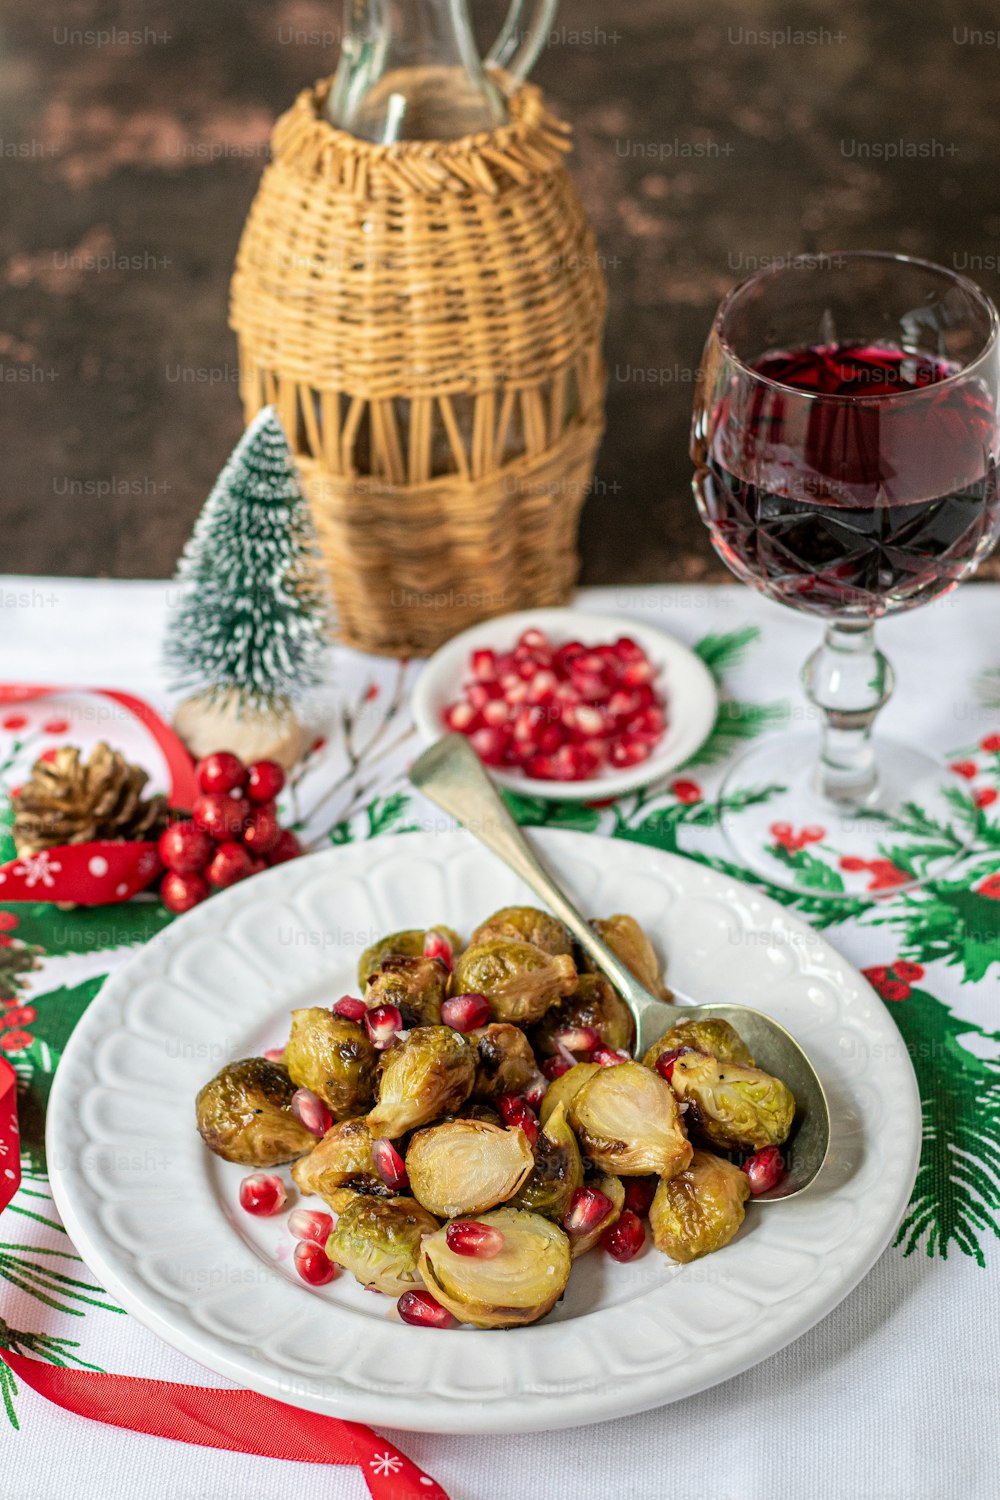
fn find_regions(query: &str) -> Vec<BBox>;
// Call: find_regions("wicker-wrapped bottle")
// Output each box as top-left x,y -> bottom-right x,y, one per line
230,0 -> 607,655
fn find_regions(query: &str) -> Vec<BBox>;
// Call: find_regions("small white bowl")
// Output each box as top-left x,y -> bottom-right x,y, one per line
411,606 -> 718,800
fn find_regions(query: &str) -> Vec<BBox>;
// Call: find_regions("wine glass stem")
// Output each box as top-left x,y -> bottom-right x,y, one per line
802,621 -> 895,809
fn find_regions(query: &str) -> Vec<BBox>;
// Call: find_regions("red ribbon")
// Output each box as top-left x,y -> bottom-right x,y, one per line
0,840 -> 163,906
0,1060 -> 449,1499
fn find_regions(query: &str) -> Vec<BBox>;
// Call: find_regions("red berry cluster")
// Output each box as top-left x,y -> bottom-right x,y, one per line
158,752 -> 301,914
862,960 -> 924,1002
443,627 -> 668,781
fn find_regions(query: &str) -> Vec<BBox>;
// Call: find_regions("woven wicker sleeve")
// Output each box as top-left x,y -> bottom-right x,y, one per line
230,75 -> 607,656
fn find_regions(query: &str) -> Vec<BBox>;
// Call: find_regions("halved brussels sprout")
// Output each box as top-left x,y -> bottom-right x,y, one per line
285,1008 -> 378,1119
538,1062 -> 600,1127
326,1196 -> 440,1295
366,1026 -> 476,1139
453,940 -> 577,1026
405,1118 -> 534,1218
364,956 -> 448,1027
418,1207 -> 571,1328
643,1018 -> 755,1071
357,927 -> 461,987
669,1052 -> 795,1152
570,1172 -> 625,1258
290,1117 -> 391,1211
583,914 -> 670,1000
470,906 -> 573,957
568,1061 -> 693,1177
530,973 -> 634,1058
471,1022 -> 538,1101
650,1148 -> 750,1263
195,1057 -> 316,1166
511,1102 -> 583,1223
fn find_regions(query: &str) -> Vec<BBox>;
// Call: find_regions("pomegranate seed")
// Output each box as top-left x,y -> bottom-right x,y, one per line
504,679 -> 529,705
631,706 -> 666,739
570,671 -> 611,702
239,1173 -> 286,1216
554,1025 -> 601,1055
481,699 -> 510,727
466,682 -> 492,710
471,648 -> 497,680
397,1290 -> 453,1328
564,1185 -> 613,1237
523,1072 -> 548,1111
423,929 -> 453,970
607,689 -> 640,722
333,996 -> 367,1023
518,628 -> 550,650
471,725 -> 508,765
743,1146 -> 786,1196
497,1094 -> 539,1147
365,1003 -> 403,1050
542,1055 -> 571,1080
291,1087 -> 333,1137
262,1046 -> 286,1062
535,722 -> 565,753
592,1044 -> 625,1067
372,1137 -> 409,1191
288,1208 -> 334,1244
527,669 -> 558,703
654,1048 -> 685,1082
293,1241 -> 338,1286
602,1209 -> 645,1262
443,701 -> 478,732
613,635 -> 645,662
446,1220 -> 505,1258
246,759 -> 286,803
570,704 -> 607,737
621,659 -> 655,687
554,639 -> 586,665
622,1177 -> 657,1217
441,992 -> 491,1031
196,752 -> 247,795
609,736 -> 653,769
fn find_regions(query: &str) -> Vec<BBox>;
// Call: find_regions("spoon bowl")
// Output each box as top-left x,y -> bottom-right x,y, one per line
410,734 -> 831,1200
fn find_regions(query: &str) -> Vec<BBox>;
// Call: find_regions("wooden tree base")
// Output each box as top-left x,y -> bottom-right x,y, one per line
173,691 -> 305,770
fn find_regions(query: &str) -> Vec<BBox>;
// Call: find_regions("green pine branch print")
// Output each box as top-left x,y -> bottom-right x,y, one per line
693,626 -> 761,682
882,977 -> 1000,1265
0,1243 -> 122,1316
686,628 -> 787,767
0,1317 -> 105,1429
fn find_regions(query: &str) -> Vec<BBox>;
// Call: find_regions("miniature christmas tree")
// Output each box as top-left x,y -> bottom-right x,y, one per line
165,408 -> 328,765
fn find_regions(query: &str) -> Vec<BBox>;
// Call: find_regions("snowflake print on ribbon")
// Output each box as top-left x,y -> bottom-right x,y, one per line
370,1451 -> 404,1477
9,852 -> 62,890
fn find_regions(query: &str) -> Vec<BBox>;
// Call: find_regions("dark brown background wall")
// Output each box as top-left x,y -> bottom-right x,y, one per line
2,0 -> 999,583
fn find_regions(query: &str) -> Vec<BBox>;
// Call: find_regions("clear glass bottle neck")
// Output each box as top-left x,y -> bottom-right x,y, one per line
327,0 -> 507,143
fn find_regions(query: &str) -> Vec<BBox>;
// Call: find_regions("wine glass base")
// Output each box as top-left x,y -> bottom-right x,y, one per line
718,732 -> 978,899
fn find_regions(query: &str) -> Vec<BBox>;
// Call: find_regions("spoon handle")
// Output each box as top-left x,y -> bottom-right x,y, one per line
409,735 -> 683,1035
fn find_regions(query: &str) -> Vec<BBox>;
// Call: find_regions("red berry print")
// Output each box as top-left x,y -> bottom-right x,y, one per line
671,779 -> 702,805
0,913 -> 19,932
949,761 -> 977,780
979,734 -> 1000,753
2,714 -> 28,731
974,787 -> 997,809
892,961 -> 924,982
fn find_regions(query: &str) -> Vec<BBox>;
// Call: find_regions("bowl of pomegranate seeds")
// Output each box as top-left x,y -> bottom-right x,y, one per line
412,608 -> 718,798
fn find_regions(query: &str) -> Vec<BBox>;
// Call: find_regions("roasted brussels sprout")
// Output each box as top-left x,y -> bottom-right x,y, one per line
418,1207 -> 571,1328
650,1149 -> 750,1263
471,1022 -> 538,1101
285,1007 -> 378,1119
357,927 -> 461,987
568,1061 -> 693,1177
669,1052 -> 795,1152
195,1057 -> 316,1166
583,914 -> 670,1000
367,1026 -> 476,1139
364,955 -> 448,1027
643,1017 -> 755,1071
290,1117 -> 391,1211
326,1196 -> 440,1295
470,906 -> 573,957
538,1062 -> 600,1127
405,1118 -> 534,1218
511,1102 -> 583,1223
530,973 -> 634,1058
569,1172 -> 625,1258
452,940 -> 576,1026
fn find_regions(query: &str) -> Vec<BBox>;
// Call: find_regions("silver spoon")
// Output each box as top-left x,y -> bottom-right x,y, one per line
410,734 -> 830,1200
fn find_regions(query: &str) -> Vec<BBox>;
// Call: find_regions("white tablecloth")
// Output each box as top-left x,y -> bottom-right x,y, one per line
1,577 -> 999,1500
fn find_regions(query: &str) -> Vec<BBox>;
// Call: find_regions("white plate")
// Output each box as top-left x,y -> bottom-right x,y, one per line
47,830 -> 920,1435
410,607 -> 718,799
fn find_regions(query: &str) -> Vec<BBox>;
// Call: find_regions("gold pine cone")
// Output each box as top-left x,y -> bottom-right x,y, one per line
12,742 -> 169,856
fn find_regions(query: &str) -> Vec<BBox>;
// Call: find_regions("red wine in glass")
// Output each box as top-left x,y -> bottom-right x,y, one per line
698,340 -> 1000,617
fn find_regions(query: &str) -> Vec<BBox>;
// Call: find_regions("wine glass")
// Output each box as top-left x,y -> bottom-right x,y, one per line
691,252 -> 1000,896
